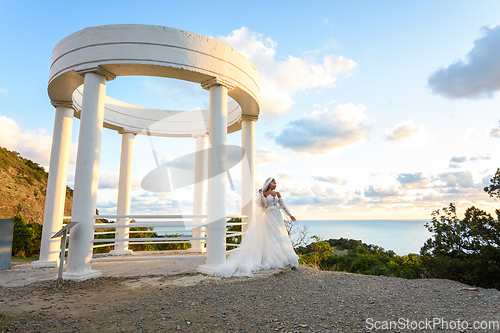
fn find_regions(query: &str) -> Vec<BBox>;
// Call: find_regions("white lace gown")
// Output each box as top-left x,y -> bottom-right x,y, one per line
214,194 -> 299,278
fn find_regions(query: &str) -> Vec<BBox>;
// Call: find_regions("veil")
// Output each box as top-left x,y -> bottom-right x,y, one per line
256,177 -> 274,210
261,177 -> 274,192
213,177 -> 274,277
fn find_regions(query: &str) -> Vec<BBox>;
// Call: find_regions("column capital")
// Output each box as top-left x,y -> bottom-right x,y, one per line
51,100 -> 77,111
76,66 -> 116,81
201,77 -> 235,91
240,114 -> 259,122
119,128 -> 140,135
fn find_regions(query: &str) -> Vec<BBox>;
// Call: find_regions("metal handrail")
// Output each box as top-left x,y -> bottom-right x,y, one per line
93,236 -> 206,242
91,255 -> 206,262
89,214 -> 246,252
94,223 -> 202,228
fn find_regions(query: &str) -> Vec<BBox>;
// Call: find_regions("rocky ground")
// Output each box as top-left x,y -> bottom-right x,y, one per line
0,265 -> 499,333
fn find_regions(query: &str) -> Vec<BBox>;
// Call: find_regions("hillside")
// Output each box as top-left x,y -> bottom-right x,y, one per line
0,146 -> 72,224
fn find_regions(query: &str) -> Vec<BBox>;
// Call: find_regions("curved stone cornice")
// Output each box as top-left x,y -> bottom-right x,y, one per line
191,133 -> 208,138
48,24 -> 260,137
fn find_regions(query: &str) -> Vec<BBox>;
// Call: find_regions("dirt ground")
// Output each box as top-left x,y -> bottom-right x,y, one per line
1,263 -> 499,333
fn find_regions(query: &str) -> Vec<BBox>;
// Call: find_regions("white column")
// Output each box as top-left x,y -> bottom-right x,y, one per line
65,68 -> 114,280
188,134 -> 208,253
32,102 -> 74,268
197,77 -> 234,274
109,130 -> 136,256
241,115 -> 258,238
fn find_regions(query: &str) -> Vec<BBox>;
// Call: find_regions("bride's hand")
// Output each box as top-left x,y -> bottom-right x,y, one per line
258,189 -> 263,194
291,216 -> 296,221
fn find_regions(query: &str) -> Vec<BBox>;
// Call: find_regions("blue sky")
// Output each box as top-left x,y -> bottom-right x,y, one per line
1,1 -> 500,219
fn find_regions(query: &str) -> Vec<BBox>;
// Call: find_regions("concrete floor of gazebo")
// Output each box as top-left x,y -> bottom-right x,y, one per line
1,252 -> 284,287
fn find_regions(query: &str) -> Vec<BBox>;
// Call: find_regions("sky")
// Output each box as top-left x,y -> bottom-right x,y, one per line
1,1 -> 500,220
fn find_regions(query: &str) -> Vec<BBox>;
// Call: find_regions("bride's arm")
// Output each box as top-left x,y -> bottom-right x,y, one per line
256,192 -> 268,208
277,193 -> 296,221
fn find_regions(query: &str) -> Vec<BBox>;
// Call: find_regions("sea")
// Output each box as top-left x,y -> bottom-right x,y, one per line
152,219 -> 433,256
296,220 -> 433,256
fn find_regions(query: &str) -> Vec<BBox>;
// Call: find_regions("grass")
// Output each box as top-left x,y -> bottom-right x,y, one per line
11,256 -> 38,262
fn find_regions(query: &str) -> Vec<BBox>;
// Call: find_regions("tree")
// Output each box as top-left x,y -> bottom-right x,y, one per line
484,168 -> 500,199
283,218 -> 309,248
301,235 -> 334,270
420,203 -> 500,289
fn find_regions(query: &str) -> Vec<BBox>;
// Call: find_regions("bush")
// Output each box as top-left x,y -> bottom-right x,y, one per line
298,237 -> 424,279
226,218 -> 242,245
129,227 -> 191,251
11,213 -> 42,257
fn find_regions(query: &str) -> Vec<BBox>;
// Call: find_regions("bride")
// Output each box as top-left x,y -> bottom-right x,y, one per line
214,177 -> 299,277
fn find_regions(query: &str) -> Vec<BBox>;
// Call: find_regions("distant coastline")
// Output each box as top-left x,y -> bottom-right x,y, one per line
297,219 -> 431,256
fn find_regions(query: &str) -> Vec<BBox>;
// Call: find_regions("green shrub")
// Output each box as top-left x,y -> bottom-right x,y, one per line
129,227 -> 191,251
226,218 -> 242,245
11,213 -> 42,257
24,176 -> 34,186
299,237 -> 423,279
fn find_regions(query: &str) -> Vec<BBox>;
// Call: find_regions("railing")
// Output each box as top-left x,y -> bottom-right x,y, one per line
84,214 -> 247,262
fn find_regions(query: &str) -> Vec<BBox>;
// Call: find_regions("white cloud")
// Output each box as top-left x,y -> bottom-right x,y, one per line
98,171 -> 141,189
428,25 -> 500,99
364,185 -> 405,197
313,175 -> 347,185
218,27 -> 357,117
0,115 -> 77,169
384,120 -> 426,142
489,121 -> 500,138
322,18 -> 335,29
255,147 -> 285,164
448,155 -> 490,168
273,103 -> 371,154
397,172 -> 433,189
130,194 -> 181,215
489,128 -> 500,137
398,170 -> 479,190
0,87 -> 7,95
483,174 -> 494,187
437,171 -> 475,188
450,156 -> 468,163
269,169 -> 493,217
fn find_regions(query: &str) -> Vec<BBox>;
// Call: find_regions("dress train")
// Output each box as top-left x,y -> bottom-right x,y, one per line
214,195 -> 299,278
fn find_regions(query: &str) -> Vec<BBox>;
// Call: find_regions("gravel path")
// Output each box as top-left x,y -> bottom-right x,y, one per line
0,265 -> 499,332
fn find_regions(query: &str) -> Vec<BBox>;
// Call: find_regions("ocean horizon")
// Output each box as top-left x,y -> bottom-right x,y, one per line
297,219 -> 432,256
152,219 -> 433,256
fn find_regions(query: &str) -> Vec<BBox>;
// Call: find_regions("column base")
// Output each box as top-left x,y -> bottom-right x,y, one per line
62,270 -> 102,281
108,249 -> 133,256
31,260 -> 59,268
187,247 -> 206,254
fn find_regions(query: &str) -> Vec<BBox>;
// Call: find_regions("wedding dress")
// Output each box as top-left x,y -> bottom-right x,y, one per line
214,181 -> 299,278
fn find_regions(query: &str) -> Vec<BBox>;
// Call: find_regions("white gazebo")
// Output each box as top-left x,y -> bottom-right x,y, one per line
32,24 -> 260,280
